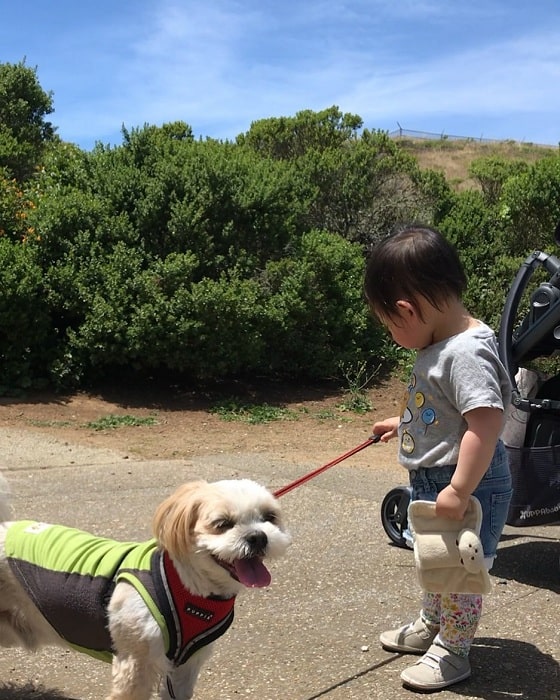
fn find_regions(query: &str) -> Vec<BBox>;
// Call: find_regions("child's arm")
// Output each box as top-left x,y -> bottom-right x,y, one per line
435,406 -> 504,520
372,415 -> 400,442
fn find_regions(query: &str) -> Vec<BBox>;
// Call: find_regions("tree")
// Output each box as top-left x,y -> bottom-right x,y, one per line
499,155 -> 560,255
120,120 -> 193,166
468,156 -> 529,205
0,60 -> 56,180
236,106 -> 363,159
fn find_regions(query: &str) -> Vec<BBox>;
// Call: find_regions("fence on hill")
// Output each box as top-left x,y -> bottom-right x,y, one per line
388,127 -> 553,148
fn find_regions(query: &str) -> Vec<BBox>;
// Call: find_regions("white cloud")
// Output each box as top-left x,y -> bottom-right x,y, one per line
7,0 -> 559,147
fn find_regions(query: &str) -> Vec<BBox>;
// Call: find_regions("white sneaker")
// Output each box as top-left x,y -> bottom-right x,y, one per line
400,643 -> 471,691
379,617 -> 438,654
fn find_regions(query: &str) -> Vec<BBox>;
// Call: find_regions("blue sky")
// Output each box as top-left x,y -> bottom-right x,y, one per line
2,0 -> 560,150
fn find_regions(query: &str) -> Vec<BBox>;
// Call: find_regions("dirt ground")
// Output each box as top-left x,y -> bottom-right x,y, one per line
0,376 -> 404,469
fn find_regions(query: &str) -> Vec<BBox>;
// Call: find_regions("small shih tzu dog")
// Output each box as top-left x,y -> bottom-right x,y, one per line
0,477 -> 291,699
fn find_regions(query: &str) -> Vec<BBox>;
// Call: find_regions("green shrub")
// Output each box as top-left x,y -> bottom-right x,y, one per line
260,229 -> 383,377
0,238 -> 51,392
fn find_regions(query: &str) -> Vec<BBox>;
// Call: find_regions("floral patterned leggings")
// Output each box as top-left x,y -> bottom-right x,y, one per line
422,591 -> 483,658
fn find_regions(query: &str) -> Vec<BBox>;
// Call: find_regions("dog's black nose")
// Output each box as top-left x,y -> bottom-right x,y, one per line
246,531 -> 268,555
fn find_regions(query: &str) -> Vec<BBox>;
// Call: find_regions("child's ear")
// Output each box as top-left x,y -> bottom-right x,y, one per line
396,299 -> 416,318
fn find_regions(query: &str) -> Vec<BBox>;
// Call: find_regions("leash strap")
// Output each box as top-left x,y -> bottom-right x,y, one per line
273,434 -> 380,498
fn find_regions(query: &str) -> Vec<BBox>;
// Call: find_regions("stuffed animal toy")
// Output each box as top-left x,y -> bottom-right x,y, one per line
408,496 -> 492,595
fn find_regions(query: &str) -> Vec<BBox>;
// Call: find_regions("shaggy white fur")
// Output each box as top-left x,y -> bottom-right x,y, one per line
0,478 -> 291,699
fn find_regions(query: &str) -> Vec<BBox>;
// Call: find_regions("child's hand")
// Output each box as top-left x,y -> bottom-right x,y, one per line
435,484 -> 470,520
372,416 -> 400,442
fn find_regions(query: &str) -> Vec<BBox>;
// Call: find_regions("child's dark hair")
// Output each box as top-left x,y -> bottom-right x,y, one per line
364,225 -> 467,320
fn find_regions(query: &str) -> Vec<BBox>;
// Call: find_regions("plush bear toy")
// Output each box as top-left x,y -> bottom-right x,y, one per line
408,496 -> 492,595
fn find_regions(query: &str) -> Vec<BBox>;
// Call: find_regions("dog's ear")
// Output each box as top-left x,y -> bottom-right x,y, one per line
153,481 -> 208,560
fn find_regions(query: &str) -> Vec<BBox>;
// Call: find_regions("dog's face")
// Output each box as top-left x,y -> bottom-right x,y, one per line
153,479 -> 291,592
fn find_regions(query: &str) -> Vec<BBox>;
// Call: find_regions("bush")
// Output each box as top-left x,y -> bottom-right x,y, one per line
38,230 -> 386,385
0,239 -> 51,392
259,230 -> 382,377
6,90 -> 558,392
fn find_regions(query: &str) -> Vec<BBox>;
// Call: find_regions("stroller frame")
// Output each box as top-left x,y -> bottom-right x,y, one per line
381,232 -> 560,547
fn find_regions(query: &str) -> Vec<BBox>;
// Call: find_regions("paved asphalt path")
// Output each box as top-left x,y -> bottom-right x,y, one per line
0,430 -> 558,699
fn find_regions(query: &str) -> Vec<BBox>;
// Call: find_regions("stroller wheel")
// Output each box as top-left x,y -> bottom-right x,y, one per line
381,486 -> 412,549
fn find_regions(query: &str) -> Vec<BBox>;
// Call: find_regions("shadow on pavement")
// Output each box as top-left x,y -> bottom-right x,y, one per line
456,637 -> 559,700
302,656 -> 398,699
493,539 -> 560,593
299,637 -> 558,700
0,683 -> 76,700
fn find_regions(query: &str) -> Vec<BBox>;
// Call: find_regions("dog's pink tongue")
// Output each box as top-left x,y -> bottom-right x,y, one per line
234,558 -> 271,587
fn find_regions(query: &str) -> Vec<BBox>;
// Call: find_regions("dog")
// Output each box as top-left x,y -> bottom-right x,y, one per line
0,477 -> 291,699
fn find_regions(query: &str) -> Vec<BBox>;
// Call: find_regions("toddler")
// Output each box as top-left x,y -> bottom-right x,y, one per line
365,225 -> 513,691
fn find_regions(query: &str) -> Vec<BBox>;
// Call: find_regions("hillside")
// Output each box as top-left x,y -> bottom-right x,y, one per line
396,137 -> 557,189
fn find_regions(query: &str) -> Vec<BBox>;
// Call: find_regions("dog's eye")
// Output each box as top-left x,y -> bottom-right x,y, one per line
213,519 -> 234,532
263,511 -> 278,524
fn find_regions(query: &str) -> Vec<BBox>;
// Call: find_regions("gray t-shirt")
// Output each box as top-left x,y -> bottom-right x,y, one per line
397,322 -> 512,470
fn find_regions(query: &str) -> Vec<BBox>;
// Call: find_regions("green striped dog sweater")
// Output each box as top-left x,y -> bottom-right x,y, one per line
5,521 -> 235,665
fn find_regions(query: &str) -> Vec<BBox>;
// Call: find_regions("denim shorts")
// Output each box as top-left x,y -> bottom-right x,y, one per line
408,440 -> 513,565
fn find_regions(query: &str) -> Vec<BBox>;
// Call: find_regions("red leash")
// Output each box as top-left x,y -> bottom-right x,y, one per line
273,434 -> 380,498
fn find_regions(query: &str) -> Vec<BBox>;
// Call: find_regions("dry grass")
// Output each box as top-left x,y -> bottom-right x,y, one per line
396,137 -> 558,190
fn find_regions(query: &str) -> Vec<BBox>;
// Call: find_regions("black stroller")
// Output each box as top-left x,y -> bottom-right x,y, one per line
381,231 -> 560,548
